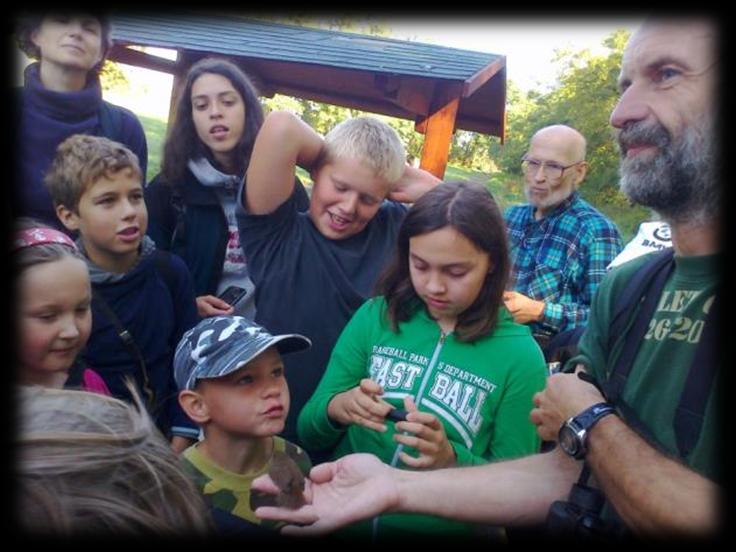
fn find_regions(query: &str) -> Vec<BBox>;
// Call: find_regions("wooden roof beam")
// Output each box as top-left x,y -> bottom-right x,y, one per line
267,83 -> 418,120
107,44 -> 178,74
374,74 -> 431,117
463,56 -> 506,98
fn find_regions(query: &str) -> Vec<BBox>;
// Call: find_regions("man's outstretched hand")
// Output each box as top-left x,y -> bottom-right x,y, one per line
253,453 -> 399,536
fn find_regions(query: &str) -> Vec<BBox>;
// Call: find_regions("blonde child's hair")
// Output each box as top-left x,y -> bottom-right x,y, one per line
44,134 -> 142,212
321,117 -> 406,184
16,383 -> 211,535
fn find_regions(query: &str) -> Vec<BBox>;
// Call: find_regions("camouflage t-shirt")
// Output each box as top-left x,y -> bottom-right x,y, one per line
181,436 -> 312,530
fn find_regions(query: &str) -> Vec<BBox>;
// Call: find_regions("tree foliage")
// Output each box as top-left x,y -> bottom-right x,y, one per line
99,60 -> 130,93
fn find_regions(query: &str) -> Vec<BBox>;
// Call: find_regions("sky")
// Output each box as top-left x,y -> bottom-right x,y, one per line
387,19 -> 643,92
94,17 -> 644,119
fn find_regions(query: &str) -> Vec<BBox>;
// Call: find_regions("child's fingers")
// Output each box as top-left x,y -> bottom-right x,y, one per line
392,431 -> 421,449
376,397 -> 395,411
355,394 -> 392,421
397,451 -> 430,469
394,420 -> 427,436
396,409 -> 442,433
402,395 -> 418,411
359,378 -> 384,395
349,401 -> 387,432
403,410 -> 438,426
368,398 -> 394,419
358,418 -> 388,433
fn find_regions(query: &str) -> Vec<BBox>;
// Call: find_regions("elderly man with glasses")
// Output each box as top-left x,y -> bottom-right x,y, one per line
503,125 -> 624,351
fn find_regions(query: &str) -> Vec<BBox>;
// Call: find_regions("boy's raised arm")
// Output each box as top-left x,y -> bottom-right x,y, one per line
244,111 -> 324,215
388,164 -> 442,204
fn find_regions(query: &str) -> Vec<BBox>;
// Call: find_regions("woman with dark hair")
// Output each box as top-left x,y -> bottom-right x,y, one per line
297,180 -> 547,538
14,13 -> 148,229
146,57 -> 308,318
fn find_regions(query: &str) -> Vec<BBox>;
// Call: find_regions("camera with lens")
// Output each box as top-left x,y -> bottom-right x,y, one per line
545,479 -> 617,540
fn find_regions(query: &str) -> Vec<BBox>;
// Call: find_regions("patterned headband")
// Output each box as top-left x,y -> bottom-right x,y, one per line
12,228 -> 78,252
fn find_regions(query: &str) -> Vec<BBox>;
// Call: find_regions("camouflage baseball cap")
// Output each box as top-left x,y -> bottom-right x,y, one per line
174,316 -> 311,391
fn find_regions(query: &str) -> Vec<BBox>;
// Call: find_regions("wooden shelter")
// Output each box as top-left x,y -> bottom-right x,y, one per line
109,13 -> 506,178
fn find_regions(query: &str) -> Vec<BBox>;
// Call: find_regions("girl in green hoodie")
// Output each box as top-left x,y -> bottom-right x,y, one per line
298,180 -> 547,539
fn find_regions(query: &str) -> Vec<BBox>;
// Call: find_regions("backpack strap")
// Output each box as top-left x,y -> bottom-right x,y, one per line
607,248 -> 675,356
674,296 -> 719,458
153,249 -> 181,323
605,249 -> 675,401
602,248 -> 718,459
169,185 -> 187,245
153,249 -> 177,295
92,290 -> 156,410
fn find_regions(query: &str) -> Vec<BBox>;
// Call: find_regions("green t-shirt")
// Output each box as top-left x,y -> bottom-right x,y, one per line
181,436 -> 311,530
573,252 -> 720,481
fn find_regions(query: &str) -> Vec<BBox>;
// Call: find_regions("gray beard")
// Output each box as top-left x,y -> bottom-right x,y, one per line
618,122 -> 719,227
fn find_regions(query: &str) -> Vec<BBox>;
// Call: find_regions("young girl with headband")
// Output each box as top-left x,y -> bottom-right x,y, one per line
13,218 -> 109,394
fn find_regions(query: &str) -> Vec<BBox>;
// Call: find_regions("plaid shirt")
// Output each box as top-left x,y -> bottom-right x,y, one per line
504,192 -> 623,338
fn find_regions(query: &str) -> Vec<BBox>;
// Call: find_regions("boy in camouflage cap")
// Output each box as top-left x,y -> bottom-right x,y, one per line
175,315 -> 312,535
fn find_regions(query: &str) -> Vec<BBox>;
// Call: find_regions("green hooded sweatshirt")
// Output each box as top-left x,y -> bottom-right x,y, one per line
298,297 -> 547,539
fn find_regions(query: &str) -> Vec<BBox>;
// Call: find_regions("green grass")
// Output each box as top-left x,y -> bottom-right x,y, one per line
443,165 -> 524,212
137,114 -> 643,241
138,113 -> 168,183
295,166 -> 313,189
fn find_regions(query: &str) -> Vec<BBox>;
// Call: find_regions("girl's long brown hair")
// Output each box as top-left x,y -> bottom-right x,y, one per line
161,57 -> 264,183
376,180 -> 510,342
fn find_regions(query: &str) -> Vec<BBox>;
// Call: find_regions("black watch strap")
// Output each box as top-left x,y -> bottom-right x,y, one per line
574,402 -> 616,428
560,402 -> 616,459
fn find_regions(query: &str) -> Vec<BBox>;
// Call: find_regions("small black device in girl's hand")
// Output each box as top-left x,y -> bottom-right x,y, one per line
218,285 -> 248,306
387,409 -> 408,422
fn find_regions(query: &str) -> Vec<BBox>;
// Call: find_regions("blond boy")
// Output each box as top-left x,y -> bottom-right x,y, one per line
236,111 -> 440,460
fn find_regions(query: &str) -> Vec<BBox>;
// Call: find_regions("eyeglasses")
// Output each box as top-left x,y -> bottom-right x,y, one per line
521,157 -> 583,180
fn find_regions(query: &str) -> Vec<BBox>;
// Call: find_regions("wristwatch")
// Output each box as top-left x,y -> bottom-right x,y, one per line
558,402 -> 617,460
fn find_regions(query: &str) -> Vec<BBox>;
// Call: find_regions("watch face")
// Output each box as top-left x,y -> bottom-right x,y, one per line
559,425 -> 580,457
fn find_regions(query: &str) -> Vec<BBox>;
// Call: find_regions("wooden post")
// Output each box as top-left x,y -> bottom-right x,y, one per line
418,82 -> 462,179
167,75 -> 180,126
168,51 -> 198,126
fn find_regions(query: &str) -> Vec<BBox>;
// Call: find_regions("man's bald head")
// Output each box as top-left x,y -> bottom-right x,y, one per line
523,124 -> 589,218
530,125 -> 587,163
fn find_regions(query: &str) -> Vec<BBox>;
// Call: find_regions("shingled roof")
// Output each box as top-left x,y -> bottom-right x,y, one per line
109,13 -> 507,176
111,14 -> 502,83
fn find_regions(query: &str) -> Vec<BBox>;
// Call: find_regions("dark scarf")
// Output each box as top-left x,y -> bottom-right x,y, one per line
16,63 -> 103,228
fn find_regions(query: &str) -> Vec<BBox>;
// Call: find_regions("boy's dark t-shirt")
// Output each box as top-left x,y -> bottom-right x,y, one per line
237,190 -> 407,449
